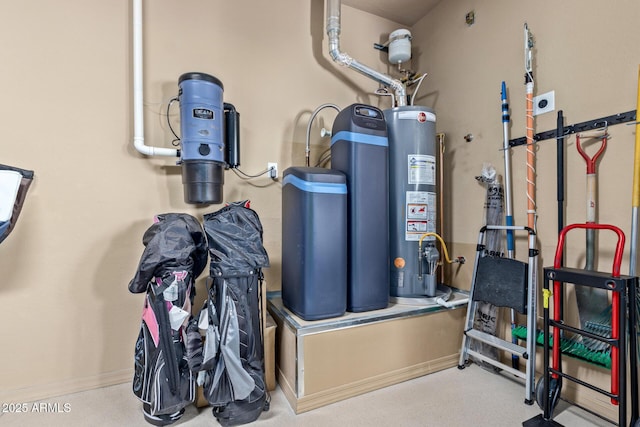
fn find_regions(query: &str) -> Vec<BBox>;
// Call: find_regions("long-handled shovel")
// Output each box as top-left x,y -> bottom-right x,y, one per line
575,132 -> 611,341
577,132 -> 607,270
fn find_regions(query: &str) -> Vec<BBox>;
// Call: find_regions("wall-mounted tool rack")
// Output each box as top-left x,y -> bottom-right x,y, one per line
509,110 -> 636,147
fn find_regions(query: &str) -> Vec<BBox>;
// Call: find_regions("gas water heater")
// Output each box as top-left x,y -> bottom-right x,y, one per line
385,106 -> 438,298
178,72 -> 239,204
322,0 -> 458,300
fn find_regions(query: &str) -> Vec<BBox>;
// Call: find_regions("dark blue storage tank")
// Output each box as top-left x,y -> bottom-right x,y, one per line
331,104 -> 389,312
281,167 -> 347,320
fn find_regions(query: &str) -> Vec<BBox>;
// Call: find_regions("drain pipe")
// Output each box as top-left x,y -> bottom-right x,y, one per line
132,0 -> 178,157
325,0 -> 407,107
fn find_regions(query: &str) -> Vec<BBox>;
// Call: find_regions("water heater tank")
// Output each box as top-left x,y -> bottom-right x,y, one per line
385,106 -> 438,297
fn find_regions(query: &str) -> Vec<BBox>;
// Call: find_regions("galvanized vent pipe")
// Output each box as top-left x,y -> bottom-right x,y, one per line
325,0 -> 407,107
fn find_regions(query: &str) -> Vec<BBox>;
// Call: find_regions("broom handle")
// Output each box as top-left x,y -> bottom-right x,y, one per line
630,65 -> 640,276
526,83 -> 535,230
557,111 -> 565,237
501,82 -> 519,370
502,82 -> 515,257
524,24 -> 536,232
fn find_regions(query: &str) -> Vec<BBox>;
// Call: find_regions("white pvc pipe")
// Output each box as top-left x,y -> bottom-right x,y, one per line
132,0 -> 178,157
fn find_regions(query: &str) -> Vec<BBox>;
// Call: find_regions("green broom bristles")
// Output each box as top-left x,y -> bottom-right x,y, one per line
512,325 -> 612,369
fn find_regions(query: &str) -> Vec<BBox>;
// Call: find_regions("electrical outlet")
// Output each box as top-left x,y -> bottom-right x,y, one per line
267,162 -> 278,179
533,90 -> 555,116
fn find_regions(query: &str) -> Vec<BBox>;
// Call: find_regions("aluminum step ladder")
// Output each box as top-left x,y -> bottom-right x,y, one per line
458,225 -> 538,405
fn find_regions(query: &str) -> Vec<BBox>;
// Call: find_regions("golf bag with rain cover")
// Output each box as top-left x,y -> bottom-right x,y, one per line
129,213 -> 208,426
197,201 -> 270,426
0,164 -> 34,245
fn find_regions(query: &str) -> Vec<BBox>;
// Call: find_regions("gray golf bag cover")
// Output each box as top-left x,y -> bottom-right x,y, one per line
199,201 -> 270,426
129,213 -> 208,426
0,164 -> 34,245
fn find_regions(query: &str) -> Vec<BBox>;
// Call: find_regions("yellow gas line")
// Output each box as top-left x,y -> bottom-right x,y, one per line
418,232 -> 455,264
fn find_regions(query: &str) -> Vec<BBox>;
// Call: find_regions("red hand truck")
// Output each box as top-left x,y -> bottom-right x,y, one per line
525,223 -> 639,426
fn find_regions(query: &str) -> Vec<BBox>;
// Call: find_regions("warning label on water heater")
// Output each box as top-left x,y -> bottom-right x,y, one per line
408,155 -> 435,185
405,191 -> 436,241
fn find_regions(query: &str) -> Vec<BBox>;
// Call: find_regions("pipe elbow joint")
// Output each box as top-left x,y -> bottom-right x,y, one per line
133,137 -> 179,157
330,50 -> 351,67
390,80 -> 407,97
328,37 -> 351,67
133,137 -> 150,156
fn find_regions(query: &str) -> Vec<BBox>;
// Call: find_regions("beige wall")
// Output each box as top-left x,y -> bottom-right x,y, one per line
412,1 -> 640,417
2,0 -> 639,406
413,0 -> 640,290
0,0 -> 399,401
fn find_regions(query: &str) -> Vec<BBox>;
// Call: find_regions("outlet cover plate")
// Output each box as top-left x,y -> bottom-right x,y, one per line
533,90 -> 555,116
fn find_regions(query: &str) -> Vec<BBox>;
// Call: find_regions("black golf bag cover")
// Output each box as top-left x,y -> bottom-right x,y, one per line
129,213 -> 208,426
199,201 -> 270,426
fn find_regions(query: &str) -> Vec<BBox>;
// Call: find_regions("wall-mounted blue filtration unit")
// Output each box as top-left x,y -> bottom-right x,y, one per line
384,106 -> 438,297
331,104 -> 389,312
179,72 -> 228,204
281,167 -> 347,320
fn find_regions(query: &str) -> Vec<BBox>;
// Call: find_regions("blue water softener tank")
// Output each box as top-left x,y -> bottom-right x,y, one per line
281,167 -> 347,320
331,104 -> 390,312
179,72 -> 225,204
